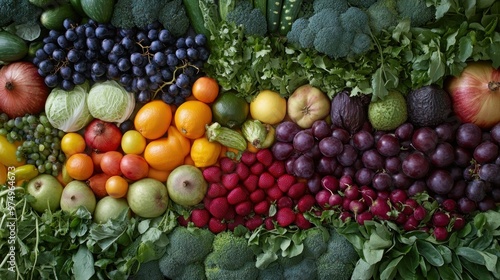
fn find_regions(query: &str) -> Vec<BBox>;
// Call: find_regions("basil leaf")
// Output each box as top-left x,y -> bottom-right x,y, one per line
351,258 -> 376,280
437,265 -> 458,280
73,246 -> 94,280
417,240 -> 444,267
380,255 -> 403,279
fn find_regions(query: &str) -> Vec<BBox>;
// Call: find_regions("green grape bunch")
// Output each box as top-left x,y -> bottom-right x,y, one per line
0,112 -> 66,176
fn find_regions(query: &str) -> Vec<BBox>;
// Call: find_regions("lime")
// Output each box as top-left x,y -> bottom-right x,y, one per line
211,91 -> 249,128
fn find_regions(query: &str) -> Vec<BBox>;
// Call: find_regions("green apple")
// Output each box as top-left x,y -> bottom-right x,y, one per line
93,196 -> 130,224
60,180 -> 97,214
26,174 -> 63,213
167,165 -> 207,207
127,178 -> 169,218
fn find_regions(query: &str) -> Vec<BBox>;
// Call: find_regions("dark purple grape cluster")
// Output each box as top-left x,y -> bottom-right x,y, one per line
272,118 -> 500,216
33,19 -> 209,105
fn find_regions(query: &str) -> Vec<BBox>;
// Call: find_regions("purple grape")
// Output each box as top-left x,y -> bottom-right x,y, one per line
352,130 -> 374,151
478,163 -> 500,184
331,128 -> 351,144
276,121 -> 302,142
372,172 -> 393,191
384,156 -> 401,174
491,188 -> 500,202
376,134 -> 400,157
411,127 -> 438,153
429,142 -> 455,168
303,143 -> 321,159
478,198 -> 496,211
434,122 -> 455,142
407,180 -> 427,196
465,179 -> 487,202
392,172 -> 413,189
458,197 -> 477,214
426,169 -> 454,194
307,173 -> 322,193
293,154 -> 315,178
292,130 -> 315,153
473,140 -> 499,163
454,147 -> 472,167
354,167 -> 374,186
361,149 -> 385,171
316,156 -> 338,175
319,136 -> 344,157
456,123 -> 482,149
311,120 -> 331,140
395,122 -> 414,141
402,151 -> 430,179
337,144 -> 358,167
448,180 -> 466,199
490,122 -> 500,144
271,142 -> 295,160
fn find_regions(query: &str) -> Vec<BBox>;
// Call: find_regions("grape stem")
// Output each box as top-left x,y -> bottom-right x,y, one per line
151,61 -> 199,100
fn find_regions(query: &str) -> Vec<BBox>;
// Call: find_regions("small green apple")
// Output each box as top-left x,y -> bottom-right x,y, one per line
127,178 -> 169,218
93,196 -> 130,224
60,180 -> 97,214
26,174 -> 63,213
167,165 -> 207,207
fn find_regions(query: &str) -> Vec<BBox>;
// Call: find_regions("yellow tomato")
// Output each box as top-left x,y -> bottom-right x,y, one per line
121,130 -> 147,155
61,132 -> 86,156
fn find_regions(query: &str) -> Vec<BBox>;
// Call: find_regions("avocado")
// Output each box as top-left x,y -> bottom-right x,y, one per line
406,85 -> 452,127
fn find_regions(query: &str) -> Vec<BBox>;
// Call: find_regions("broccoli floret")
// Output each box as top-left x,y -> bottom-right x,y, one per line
131,0 -> 165,29
257,262 -> 285,280
0,0 -> 42,26
287,18 -> 309,45
396,0 -> 436,27
302,227 -> 329,259
159,226 -> 215,279
348,0 -> 378,9
298,26 -> 315,49
313,0 -> 349,14
340,7 -> 370,34
129,259 -> 164,280
111,0 -> 135,29
283,257 -> 318,280
367,0 -> 400,34
204,231 -> 259,280
225,0 -> 267,36
158,0 -> 190,37
352,33 -> 373,55
316,228 -> 359,280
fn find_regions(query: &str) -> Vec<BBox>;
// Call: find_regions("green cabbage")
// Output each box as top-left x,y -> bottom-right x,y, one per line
87,80 -> 135,124
44,83 -> 94,132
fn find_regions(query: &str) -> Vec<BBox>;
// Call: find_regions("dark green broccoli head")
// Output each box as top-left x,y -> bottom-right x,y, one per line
313,0 -> 349,14
302,227 -> 329,259
287,18 -> 309,45
111,0 -> 135,29
129,259 -> 164,280
397,0 -> 436,26
132,0 -> 165,29
205,231 -> 255,270
158,0 -> 190,37
226,0 -> 267,36
283,257 -> 318,280
367,0 -> 400,34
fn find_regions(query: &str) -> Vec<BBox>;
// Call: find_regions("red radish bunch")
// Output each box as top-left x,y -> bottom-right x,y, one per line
185,149 -> 317,233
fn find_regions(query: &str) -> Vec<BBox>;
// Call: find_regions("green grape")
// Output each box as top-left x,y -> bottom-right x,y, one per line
44,127 -> 52,135
35,159 -> 43,166
45,135 -> 53,143
6,119 -> 15,128
36,124 -> 44,133
58,130 -> 65,138
39,114 -> 51,127
47,155 -> 57,163
0,113 -> 8,123
58,154 -> 66,163
37,165 -> 46,174
52,170 -> 59,177
0,128 -> 8,135
14,117 -> 24,129
27,159 -> 35,165
30,153 -> 40,160
42,149 -> 50,157
44,162 -> 53,172
27,115 -> 37,124
38,144 -> 45,152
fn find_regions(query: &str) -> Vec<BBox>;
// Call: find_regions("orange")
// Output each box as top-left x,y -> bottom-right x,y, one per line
134,100 -> 172,140
183,154 -> 195,166
174,100 -> 212,139
147,167 -> 170,182
190,137 -> 222,167
144,126 -> 191,171
65,153 -> 94,180
192,76 -> 219,103
61,133 -> 86,156
105,175 -> 129,198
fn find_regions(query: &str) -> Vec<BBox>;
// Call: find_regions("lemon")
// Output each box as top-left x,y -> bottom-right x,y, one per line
250,90 -> 287,125
211,91 -> 249,128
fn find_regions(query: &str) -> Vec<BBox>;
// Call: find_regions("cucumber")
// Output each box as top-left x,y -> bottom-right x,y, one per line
69,0 -> 87,17
267,0 -> 283,34
183,0 -> 210,36
0,31 -> 28,63
253,0 -> 267,19
40,3 -> 80,31
279,0 -> 302,35
80,0 -> 114,23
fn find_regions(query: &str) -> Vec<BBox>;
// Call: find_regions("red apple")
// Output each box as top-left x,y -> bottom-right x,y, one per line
287,84 -> 331,129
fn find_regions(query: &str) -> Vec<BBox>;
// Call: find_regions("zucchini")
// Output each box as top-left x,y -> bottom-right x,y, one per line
254,0 -> 267,19
267,0 -> 283,34
279,0 -> 303,35
206,122 -> 247,151
40,3 -> 80,31
0,31 -> 28,63
183,0 -> 210,36
80,0 -> 114,23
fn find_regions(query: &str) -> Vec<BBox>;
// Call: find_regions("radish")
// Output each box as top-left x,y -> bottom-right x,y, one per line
370,197 -> 391,220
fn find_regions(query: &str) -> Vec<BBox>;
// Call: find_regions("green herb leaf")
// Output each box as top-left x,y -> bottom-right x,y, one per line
417,240 -> 444,267
73,246 -> 94,280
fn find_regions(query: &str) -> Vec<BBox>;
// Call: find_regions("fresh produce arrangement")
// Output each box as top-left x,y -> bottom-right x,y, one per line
1,0 -> 500,279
